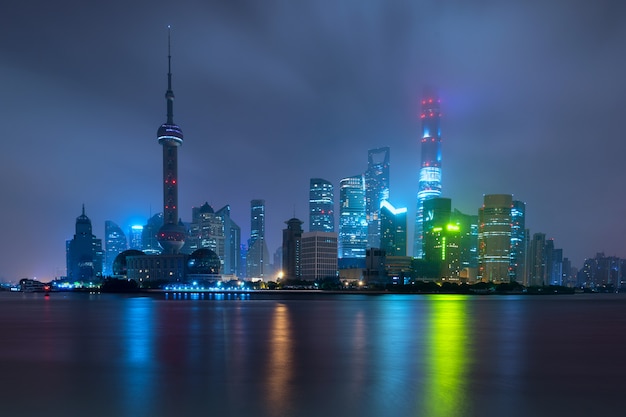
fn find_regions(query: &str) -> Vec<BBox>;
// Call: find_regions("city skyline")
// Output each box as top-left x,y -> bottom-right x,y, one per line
2,1 -> 626,280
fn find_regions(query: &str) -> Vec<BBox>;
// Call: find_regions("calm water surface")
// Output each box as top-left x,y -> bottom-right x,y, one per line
1,291 -> 625,417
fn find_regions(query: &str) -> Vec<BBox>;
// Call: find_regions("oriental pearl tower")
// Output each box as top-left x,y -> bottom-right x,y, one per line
157,27 -> 186,254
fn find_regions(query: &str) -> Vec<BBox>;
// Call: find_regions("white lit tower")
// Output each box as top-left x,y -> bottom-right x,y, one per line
414,90 -> 442,258
157,28 -> 186,254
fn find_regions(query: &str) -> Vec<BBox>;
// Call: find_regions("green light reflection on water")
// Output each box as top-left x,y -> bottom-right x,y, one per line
421,294 -> 471,417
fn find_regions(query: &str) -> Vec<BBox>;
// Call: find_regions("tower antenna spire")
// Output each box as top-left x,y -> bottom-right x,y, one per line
165,25 -> 174,124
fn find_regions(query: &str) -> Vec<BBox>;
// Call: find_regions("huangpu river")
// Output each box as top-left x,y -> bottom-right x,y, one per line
0,291 -> 624,417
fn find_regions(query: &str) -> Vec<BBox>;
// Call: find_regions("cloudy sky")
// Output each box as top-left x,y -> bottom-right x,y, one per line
1,0 -> 625,281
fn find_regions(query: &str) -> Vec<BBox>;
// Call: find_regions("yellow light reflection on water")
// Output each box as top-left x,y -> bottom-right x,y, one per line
265,303 -> 293,416
422,295 -> 470,416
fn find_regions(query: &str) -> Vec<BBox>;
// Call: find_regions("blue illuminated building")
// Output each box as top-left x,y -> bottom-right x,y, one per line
104,220 -> 127,276
128,225 -> 143,250
510,200 -> 526,283
309,178 -> 334,233
338,175 -> 367,265
414,90 -> 443,258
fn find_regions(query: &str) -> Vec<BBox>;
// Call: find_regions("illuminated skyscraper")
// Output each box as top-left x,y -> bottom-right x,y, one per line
414,91 -> 442,258
104,220 -> 127,276
380,200 -> 407,256
187,202 -> 225,257
247,199 -> 270,279
156,28 -> 186,254
510,200 -> 526,283
338,175 -> 367,261
478,194 -> 512,283
365,147 -> 390,248
422,198 -> 463,280
452,208 -> 479,277
309,178 -> 334,232
128,225 -> 143,250
141,213 -> 163,254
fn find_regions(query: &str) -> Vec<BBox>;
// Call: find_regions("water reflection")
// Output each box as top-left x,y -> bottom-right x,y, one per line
423,295 -> 471,416
265,303 -> 293,416
122,297 -> 157,415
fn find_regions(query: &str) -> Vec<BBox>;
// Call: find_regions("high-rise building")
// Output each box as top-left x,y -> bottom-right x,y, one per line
104,220 -> 127,276
379,200 -> 407,256
338,175 -> 367,263
452,209 -> 479,279
528,233 -> 546,286
66,205 -> 103,281
365,147 -> 390,248
422,198 -> 462,280
186,202 -> 225,259
247,199 -> 269,279
414,91 -> 443,258
301,231 -> 338,281
216,205 -> 241,277
282,218 -> 303,280
128,225 -> 143,250
550,248 -> 563,286
142,213 -> 163,254
309,178 -> 334,233
478,194 -> 512,283
156,28 -> 186,255
510,201 -> 526,283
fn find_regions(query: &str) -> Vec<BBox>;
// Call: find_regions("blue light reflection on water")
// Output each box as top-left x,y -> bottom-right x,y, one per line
121,297 -> 157,416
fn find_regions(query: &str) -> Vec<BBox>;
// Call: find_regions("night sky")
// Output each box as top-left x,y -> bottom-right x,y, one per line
1,0 -> 625,281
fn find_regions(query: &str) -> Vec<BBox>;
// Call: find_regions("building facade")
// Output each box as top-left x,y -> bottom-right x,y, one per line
301,231 -> 338,281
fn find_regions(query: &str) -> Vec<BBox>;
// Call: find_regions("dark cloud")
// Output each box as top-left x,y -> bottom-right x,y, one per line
1,0 -> 625,280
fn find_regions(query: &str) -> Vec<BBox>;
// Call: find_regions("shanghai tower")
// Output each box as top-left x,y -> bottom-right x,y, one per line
157,28 -> 186,254
413,90 -> 442,258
